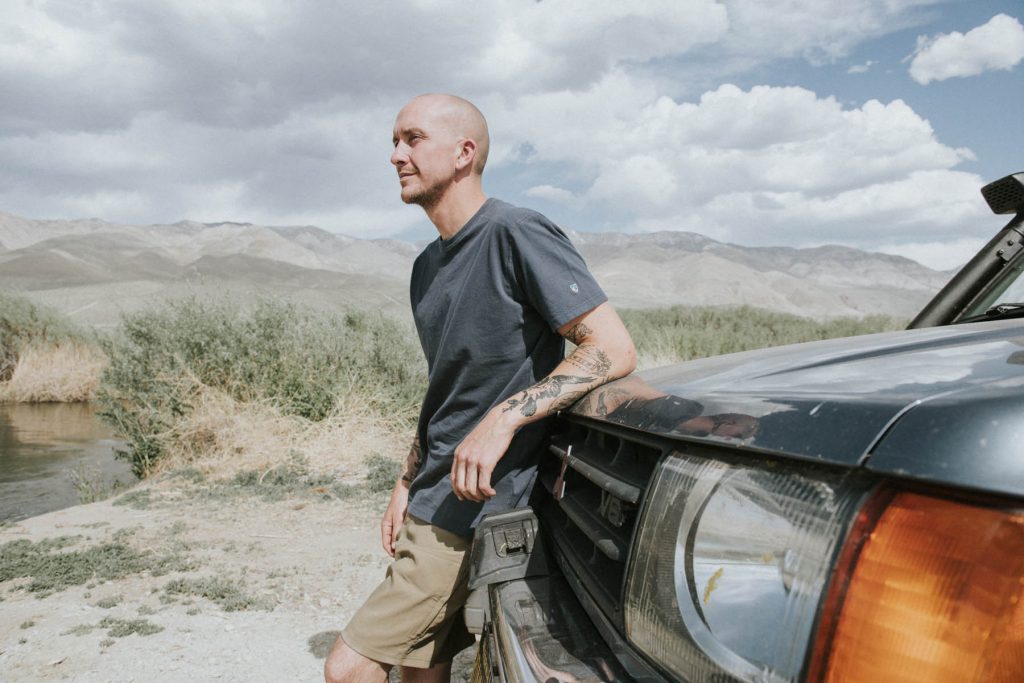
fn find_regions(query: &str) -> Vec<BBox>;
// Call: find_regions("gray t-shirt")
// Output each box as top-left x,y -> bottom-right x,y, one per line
408,198 -> 607,537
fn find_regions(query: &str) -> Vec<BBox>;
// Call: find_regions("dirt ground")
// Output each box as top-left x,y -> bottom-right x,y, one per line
0,481 -> 477,682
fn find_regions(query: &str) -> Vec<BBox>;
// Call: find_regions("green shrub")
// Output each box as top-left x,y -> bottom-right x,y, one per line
621,305 -> 906,365
163,576 -> 274,612
0,536 -> 193,597
0,291 -> 90,381
364,453 -> 401,493
97,297 -> 425,476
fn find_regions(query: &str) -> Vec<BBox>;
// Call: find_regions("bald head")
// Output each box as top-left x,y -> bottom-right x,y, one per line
399,93 -> 490,176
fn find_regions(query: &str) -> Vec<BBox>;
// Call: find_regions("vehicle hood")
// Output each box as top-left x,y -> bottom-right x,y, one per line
569,319 -> 1024,497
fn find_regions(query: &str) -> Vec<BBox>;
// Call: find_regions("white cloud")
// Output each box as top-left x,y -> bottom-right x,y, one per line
717,0 -> 944,64
690,170 -> 987,248
525,185 -> 581,208
909,13 -> 1024,84
0,0 -> 1002,265
467,0 -> 729,90
492,80 -> 986,258
848,60 -> 876,74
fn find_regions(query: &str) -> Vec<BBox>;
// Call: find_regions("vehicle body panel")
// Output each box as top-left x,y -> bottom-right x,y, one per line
868,375 -> 1024,497
570,318 -> 1024,494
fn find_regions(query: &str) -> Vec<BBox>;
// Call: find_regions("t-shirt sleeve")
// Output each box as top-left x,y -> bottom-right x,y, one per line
507,212 -> 608,332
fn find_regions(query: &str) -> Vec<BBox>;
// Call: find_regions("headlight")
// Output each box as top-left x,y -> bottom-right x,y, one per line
624,449 -> 868,682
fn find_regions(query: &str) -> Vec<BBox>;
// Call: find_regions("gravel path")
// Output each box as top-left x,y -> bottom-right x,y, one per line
0,482 -> 476,682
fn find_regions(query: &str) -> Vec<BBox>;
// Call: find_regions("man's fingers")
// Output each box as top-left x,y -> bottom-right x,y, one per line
381,519 -> 394,557
451,451 -> 498,502
478,465 -> 496,499
452,456 -> 466,501
464,466 -> 481,502
390,518 -> 401,554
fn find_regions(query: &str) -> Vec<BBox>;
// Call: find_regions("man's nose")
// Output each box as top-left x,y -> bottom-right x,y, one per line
391,143 -> 408,167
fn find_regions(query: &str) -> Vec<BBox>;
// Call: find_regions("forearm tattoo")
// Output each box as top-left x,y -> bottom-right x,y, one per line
503,374 -> 596,417
400,435 -> 422,484
576,386 -> 632,417
563,343 -> 612,376
503,342 -> 615,418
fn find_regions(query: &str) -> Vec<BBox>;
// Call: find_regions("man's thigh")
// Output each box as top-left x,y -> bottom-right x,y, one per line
341,515 -> 475,669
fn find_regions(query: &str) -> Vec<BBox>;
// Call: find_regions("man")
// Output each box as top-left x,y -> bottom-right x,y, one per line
324,94 -> 636,683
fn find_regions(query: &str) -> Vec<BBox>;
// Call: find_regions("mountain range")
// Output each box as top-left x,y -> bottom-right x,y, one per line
0,211 -> 952,327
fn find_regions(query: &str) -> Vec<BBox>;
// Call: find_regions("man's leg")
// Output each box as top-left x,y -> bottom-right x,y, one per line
323,635 -> 454,683
324,636 -> 390,683
330,517 -> 473,683
400,661 -> 453,683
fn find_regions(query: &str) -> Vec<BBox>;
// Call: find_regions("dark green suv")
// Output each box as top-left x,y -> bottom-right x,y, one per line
466,172 -> 1024,683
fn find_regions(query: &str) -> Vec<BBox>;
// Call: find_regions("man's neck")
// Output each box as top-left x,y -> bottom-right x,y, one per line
425,185 -> 488,240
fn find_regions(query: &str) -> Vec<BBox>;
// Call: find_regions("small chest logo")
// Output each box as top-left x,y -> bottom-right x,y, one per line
569,282 -> 579,294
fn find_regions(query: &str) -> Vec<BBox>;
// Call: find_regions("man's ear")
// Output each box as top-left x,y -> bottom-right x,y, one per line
454,138 -> 476,171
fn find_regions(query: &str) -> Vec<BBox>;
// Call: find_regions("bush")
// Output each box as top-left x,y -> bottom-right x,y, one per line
364,453 -> 402,493
97,297 -> 425,476
620,305 -> 906,367
0,291 -> 93,385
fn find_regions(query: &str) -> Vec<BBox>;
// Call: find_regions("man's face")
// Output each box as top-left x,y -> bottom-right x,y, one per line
391,99 -> 459,208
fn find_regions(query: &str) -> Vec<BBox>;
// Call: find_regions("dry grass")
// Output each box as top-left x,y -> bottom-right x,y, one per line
150,383 -> 407,482
0,343 -> 107,403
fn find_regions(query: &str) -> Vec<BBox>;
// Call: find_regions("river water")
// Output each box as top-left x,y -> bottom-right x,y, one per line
0,402 -> 136,522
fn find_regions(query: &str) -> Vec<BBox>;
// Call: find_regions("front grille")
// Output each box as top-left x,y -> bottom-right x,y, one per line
535,415 -> 666,630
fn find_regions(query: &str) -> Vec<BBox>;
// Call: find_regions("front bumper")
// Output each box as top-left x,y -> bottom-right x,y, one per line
484,575 -> 630,683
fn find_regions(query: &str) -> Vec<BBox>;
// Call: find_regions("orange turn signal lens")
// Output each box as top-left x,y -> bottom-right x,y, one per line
814,491 -> 1024,682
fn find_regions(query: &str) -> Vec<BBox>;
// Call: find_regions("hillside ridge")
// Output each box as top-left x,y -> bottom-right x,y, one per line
0,211 -> 952,326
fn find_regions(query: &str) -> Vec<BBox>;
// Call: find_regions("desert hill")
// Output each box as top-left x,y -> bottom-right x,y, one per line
0,211 -> 951,327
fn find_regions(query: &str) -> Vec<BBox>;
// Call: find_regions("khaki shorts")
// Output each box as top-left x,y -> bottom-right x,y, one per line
341,515 -> 475,668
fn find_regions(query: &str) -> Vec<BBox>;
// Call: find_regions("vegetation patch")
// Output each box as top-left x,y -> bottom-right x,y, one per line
69,463 -> 129,504
163,576 -> 274,612
0,535 -> 195,596
364,453 -> 401,493
0,291 -> 104,402
168,467 -> 206,484
173,452 -> 389,503
95,594 -> 122,609
62,623 -> 98,637
620,305 -> 906,367
161,454 -> 374,501
97,297 -> 425,477
112,488 -> 153,510
99,616 -> 164,638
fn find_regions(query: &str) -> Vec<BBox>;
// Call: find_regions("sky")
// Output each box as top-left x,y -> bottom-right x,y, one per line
1,1 -> 1022,270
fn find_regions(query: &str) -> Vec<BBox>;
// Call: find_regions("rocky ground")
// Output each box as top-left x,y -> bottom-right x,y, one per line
0,479 -> 476,682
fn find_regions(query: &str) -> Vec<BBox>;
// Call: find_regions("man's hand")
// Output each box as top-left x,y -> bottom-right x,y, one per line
381,480 -> 410,557
450,407 -> 517,502
450,304 -> 636,503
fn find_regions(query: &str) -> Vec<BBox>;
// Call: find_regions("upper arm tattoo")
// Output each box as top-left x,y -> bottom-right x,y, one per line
400,435 -> 422,484
562,321 -> 593,346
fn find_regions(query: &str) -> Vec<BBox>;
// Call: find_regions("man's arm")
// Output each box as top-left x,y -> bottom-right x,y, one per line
381,435 -> 421,557
450,302 -> 636,502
